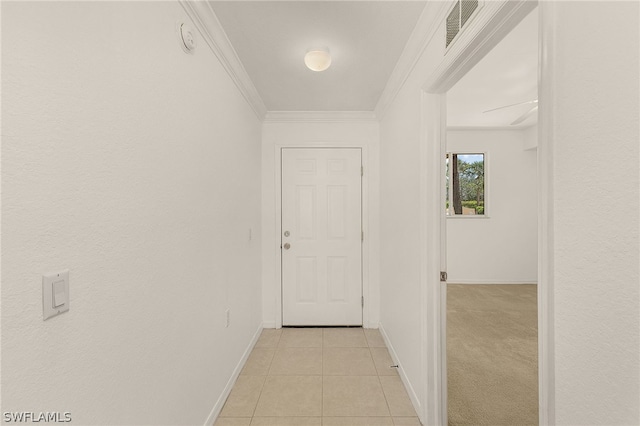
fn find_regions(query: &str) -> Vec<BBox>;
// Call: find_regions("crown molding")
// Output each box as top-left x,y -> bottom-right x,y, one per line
374,1 -> 452,120
179,1 -> 267,120
264,111 -> 378,124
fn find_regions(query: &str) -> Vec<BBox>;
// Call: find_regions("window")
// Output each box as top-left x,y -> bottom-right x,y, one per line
446,153 -> 485,216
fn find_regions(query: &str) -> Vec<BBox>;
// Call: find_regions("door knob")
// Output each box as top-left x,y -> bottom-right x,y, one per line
283,243 -> 291,250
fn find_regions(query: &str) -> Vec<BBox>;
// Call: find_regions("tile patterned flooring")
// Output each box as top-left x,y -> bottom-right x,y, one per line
214,328 -> 421,426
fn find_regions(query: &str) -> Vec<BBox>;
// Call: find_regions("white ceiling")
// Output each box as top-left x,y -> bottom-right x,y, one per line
210,1 -> 427,111
447,8 -> 539,128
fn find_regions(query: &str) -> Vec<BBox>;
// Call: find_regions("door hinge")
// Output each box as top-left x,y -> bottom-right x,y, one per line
440,271 -> 448,282
361,166 -> 364,176
361,230 -> 364,242
361,296 -> 364,307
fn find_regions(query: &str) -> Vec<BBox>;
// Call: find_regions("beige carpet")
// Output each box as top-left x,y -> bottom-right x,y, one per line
447,284 -> 538,426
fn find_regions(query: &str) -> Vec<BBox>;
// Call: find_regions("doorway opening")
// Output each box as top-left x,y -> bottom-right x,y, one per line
444,8 -> 539,424
418,2 -> 551,425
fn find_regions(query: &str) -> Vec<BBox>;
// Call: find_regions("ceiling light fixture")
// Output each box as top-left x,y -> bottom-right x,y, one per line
304,47 -> 331,72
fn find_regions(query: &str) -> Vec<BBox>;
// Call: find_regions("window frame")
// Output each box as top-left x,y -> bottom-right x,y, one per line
445,151 -> 489,219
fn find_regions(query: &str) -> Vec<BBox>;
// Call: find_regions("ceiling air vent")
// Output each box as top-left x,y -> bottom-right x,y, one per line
446,0 -> 480,49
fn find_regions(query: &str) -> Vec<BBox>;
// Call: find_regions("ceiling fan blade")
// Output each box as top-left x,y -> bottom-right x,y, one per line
483,99 -> 538,114
511,105 -> 538,126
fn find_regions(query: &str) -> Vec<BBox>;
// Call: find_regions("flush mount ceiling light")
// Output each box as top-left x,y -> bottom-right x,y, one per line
304,47 -> 331,72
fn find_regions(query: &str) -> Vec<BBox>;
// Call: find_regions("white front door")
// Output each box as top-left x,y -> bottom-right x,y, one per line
281,148 -> 362,326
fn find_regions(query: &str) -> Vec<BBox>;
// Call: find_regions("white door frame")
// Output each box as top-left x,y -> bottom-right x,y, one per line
418,1 -> 554,425
273,144 -> 372,329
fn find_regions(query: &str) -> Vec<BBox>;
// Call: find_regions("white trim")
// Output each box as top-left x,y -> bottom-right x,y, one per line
537,2 -> 556,424
179,1 -> 267,120
379,323 -> 422,423
419,2 -> 548,425
446,215 -> 490,220
424,0 -> 537,93
203,324 -> 263,426
447,280 -> 537,285
274,145 -> 372,329
436,96 -> 449,426
447,124 -> 537,131
420,91 -> 447,426
274,144 -> 283,329
264,111 -> 377,124
439,281 -> 447,426
375,1 -> 451,120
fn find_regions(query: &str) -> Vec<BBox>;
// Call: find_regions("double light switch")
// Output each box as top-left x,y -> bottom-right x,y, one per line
43,270 -> 69,320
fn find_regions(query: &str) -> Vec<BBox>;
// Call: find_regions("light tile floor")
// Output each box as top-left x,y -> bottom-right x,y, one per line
215,328 -> 421,426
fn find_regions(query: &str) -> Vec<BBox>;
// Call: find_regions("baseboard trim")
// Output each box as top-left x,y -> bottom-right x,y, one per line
204,324 -> 263,426
378,323 -> 423,424
447,280 -> 537,285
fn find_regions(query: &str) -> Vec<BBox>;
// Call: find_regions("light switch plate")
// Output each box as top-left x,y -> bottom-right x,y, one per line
43,270 -> 69,320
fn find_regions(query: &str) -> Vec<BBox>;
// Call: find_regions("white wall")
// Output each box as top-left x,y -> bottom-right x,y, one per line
547,2 -> 639,424
446,129 -> 537,284
378,81 -> 424,411
523,125 -> 538,151
261,120 -> 380,328
379,0 -> 639,424
1,3 -> 262,425
377,3 -> 522,415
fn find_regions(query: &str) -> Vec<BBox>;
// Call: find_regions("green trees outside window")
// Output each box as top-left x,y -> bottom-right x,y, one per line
446,153 -> 485,215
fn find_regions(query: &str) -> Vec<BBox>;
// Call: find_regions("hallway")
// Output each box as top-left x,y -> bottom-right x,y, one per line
2,2 -> 638,425
215,328 -> 420,426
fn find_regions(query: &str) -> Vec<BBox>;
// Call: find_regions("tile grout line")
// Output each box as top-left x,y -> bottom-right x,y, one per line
220,328 -> 415,425
376,335 -> 395,423
253,329 -> 281,423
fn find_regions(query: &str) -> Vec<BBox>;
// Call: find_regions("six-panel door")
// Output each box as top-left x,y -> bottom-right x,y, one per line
281,148 -> 362,326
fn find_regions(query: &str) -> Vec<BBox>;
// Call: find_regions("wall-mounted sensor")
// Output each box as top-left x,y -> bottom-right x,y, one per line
177,22 -> 197,53
43,270 -> 69,320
